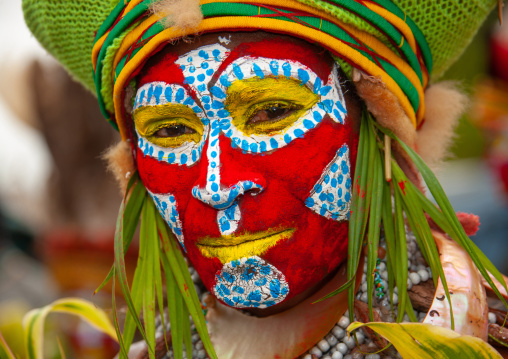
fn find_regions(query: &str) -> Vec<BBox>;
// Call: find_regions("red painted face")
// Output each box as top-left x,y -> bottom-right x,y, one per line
133,33 -> 358,312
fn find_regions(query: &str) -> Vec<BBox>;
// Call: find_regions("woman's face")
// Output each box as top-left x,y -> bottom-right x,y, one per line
133,32 -> 359,311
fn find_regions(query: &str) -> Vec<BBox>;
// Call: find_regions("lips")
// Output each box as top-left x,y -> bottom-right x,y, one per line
196,228 -> 295,264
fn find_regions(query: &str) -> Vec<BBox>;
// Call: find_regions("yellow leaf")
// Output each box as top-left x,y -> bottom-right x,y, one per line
0,330 -> 16,359
347,322 -> 502,359
22,297 -> 117,359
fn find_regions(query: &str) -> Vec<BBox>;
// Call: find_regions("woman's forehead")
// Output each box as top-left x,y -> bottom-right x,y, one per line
138,31 -> 334,86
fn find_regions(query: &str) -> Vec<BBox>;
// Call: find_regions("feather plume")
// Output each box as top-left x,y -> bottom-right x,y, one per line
102,140 -> 135,194
149,0 -> 203,32
416,82 -> 468,171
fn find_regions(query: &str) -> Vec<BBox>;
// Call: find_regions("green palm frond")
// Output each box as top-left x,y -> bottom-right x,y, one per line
335,109 -> 507,327
347,322 -> 502,358
97,173 -> 217,359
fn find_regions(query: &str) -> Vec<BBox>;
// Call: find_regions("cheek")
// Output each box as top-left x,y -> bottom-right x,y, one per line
136,146 -> 201,202
249,117 -> 356,198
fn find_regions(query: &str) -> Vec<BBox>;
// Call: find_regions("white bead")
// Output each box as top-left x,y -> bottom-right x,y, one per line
378,262 -> 386,271
318,339 -> 331,352
302,355 -> 313,359
195,341 -> 203,350
393,286 -> 398,294
344,355 -> 353,359
366,354 -> 381,359
343,336 -> 356,349
322,356 -> 331,359
192,333 -> 200,343
338,316 -> 350,329
406,278 -> 413,290
361,282 -> 368,292
332,326 -> 346,339
409,272 -> 421,285
336,342 -> 348,355
331,352 -> 344,359
197,350 -> 206,359
354,332 -> 365,345
380,270 -> 388,280
416,264 -> 427,271
360,292 -> 368,302
310,346 -> 323,358
489,312 -> 497,324
392,293 -> 398,305
326,334 -> 338,346
418,269 -> 429,282
362,274 -> 367,282
427,268 -> 433,278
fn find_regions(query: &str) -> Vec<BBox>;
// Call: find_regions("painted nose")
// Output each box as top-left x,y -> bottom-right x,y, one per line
192,133 -> 264,210
193,179 -> 264,209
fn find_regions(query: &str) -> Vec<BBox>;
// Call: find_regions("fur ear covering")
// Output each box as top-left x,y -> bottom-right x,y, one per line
103,140 -> 135,194
150,0 -> 203,31
352,68 -> 417,149
417,82 -> 468,170
353,70 -> 468,178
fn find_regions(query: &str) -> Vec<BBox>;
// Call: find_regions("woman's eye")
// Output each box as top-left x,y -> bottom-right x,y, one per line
249,104 -> 294,124
154,124 -> 195,138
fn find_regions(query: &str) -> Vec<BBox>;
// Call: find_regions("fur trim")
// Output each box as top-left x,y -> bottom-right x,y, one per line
150,0 -> 203,32
352,68 -> 423,188
352,68 -> 416,149
102,140 -> 135,194
417,82 -> 468,170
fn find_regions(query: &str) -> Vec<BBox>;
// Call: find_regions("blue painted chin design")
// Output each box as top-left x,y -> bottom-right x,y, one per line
214,256 -> 289,309
305,144 -> 352,221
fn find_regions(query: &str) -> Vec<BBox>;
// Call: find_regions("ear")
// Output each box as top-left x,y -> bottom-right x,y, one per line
102,140 -> 136,194
416,81 -> 468,171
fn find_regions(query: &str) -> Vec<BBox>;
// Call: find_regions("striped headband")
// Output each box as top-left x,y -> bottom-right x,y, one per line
92,0 -> 433,140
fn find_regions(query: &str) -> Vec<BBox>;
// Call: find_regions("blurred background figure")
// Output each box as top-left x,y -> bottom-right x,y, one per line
0,1 -> 124,357
0,0 -> 506,358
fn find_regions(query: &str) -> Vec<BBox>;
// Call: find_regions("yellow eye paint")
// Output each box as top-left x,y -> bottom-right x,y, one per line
133,103 -> 203,148
196,228 -> 295,264
225,77 -> 319,136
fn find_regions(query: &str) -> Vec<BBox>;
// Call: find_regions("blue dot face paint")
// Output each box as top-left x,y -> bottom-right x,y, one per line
133,35 -> 358,310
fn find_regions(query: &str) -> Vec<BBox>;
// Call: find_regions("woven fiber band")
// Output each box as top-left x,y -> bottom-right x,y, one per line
91,0 -> 432,139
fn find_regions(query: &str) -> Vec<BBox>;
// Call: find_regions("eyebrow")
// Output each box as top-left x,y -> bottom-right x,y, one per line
133,102 -> 199,123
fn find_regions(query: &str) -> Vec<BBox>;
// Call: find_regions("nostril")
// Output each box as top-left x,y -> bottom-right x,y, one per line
192,180 -> 264,210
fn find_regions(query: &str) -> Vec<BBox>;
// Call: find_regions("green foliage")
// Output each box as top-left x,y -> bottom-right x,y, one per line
324,109 -> 507,326
347,321 -> 502,358
97,173 -> 217,359
0,298 -> 116,359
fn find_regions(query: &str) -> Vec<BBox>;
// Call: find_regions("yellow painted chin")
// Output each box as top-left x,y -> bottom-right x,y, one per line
196,228 -> 295,264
